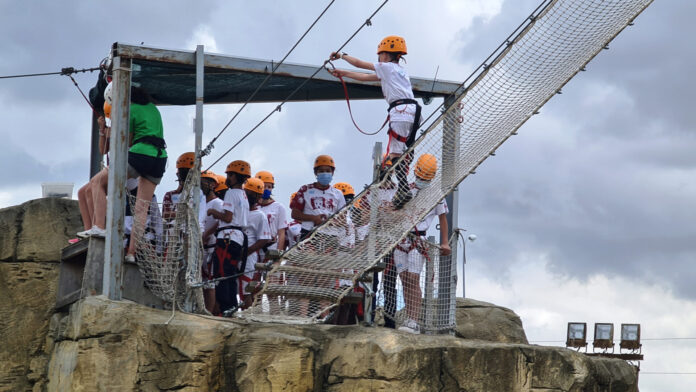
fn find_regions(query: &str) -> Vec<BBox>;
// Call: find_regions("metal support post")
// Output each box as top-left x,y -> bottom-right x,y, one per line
441,94 -> 460,305
424,236 -> 436,333
103,57 -> 131,300
366,142 -> 382,325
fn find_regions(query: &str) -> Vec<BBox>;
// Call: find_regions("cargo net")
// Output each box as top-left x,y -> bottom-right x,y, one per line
128,159 -> 206,312
376,235 -> 457,333
241,0 -> 653,324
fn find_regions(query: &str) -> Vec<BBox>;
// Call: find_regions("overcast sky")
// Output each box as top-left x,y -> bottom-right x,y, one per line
1,1 -> 694,390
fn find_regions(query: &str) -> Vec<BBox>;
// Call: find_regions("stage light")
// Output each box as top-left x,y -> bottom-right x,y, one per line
566,322 -> 587,349
593,323 -> 614,350
620,324 -> 641,351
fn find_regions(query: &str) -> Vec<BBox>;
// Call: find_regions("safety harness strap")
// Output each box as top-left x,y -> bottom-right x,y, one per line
133,135 -> 167,158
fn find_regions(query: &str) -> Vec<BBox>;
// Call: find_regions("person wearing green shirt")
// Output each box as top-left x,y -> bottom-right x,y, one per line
124,86 -> 167,262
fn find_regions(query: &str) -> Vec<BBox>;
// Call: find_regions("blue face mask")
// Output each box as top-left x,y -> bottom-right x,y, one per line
316,172 -> 333,186
414,178 -> 430,189
262,189 -> 272,200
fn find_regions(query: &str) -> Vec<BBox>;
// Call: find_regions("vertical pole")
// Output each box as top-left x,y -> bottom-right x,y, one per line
367,142 -> 382,325
103,57 -> 131,300
424,235 -> 436,334
90,112 -> 102,178
193,45 -> 204,215
441,94 -> 460,304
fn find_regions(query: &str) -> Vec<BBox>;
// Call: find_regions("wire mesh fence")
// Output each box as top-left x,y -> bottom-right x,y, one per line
240,0 -> 653,325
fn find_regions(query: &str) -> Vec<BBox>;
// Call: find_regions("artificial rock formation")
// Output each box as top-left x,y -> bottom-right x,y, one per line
0,198 -> 82,392
0,198 -> 639,391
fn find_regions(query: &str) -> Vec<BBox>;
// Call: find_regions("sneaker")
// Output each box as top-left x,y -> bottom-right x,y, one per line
398,319 -> 420,334
76,227 -> 93,238
392,189 -> 413,210
87,226 -> 107,238
124,254 -> 136,263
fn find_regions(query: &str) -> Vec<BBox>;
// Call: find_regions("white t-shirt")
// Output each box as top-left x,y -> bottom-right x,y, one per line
374,62 -> 416,123
258,200 -> 288,250
217,188 -> 249,245
286,220 -> 302,248
412,186 -> 448,233
244,208 -> 272,272
290,183 -> 346,233
202,197 -> 224,246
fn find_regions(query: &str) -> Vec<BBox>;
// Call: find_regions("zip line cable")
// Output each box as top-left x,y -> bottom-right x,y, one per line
0,66 -> 100,80
206,0 -> 390,170
202,0 -> 337,157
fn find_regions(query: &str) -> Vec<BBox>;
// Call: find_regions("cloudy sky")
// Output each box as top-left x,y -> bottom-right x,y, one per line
1,1 -> 694,390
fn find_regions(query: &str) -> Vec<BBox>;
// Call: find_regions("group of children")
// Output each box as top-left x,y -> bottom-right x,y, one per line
76,35 -> 453,331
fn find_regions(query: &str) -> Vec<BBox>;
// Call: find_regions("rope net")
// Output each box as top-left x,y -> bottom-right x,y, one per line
240,0 -> 652,326
128,159 -> 206,312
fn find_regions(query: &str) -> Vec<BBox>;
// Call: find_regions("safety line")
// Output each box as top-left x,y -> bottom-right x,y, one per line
202,0 -> 336,157
0,66 -> 100,80
206,0 -> 390,170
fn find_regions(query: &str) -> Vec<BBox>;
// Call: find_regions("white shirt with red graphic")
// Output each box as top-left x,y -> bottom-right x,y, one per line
290,183 -> 346,233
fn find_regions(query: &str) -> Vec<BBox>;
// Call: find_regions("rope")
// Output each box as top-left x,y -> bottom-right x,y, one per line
325,61 -> 388,136
206,0 -> 390,170
66,74 -> 97,113
202,0 -> 337,157
0,66 -> 100,80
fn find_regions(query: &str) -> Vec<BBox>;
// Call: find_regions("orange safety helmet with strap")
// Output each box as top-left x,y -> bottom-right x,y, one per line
255,170 -> 275,184
201,170 -> 218,184
215,174 -> 228,192
226,160 -> 251,176
103,102 -> 111,119
414,154 -> 437,180
243,177 -> 265,195
176,152 -> 196,169
314,154 -> 335,170
334,182 -> 355,197
377,35 -> 407,54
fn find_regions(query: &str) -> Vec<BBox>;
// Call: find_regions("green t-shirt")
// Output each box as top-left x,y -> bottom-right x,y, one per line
129,103 -> 167,158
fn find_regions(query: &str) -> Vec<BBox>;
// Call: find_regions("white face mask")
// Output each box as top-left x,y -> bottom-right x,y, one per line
414,178 -> 430,189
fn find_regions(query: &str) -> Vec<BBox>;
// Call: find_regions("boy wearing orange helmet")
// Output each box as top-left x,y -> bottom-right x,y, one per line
392,154 -> 451,333
290,155 -> 346,240
255,171 -> 288,251
329,35 -> 421,209
239,178 -> 272,308
162,152 -> 196,221
200,170 -> 224,314
207,160 -> 251,314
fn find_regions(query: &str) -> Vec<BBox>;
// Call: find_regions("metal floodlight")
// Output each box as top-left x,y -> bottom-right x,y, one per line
620,324 -> 641,351
593,323 -> 614,350
566,322 -> 587,349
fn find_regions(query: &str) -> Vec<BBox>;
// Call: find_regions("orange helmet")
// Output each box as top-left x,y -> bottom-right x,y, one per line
215,174 -> 228,192
334,182 -> 355,197
176,152 -> 196,169
226,160 -> 251,176
201,170 -> 218,183
103,102 -> 111,119
414,154 -> 437,180
290,192 -> 297,205
377,35 -> 407,54
255,170 -> 275,184
243,177 -> 265,195
314,154 -> 335,169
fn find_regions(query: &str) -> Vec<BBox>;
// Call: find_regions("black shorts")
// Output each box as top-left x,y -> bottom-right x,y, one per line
127,152 -> 167,184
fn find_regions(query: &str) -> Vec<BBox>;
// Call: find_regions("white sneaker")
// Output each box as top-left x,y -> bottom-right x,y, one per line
124,254 -> 136,263
398,319 -> 420,334
76,228 -> 92,238
86,226 -> 107,238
